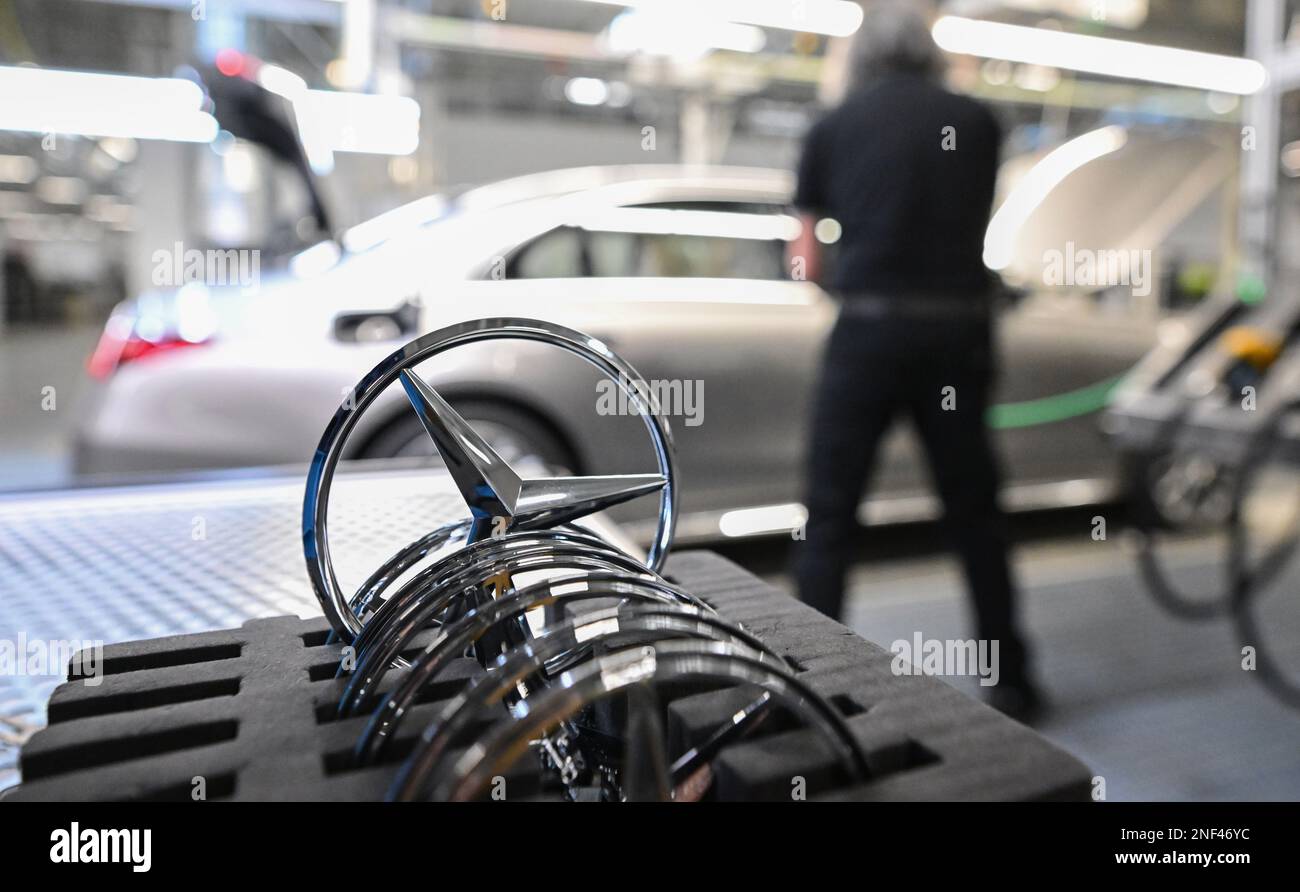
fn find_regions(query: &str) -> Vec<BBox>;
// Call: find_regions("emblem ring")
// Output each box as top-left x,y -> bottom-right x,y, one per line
303,317 -> 679,639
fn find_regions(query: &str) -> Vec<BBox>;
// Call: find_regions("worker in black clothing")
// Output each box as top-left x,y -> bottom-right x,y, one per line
788,0 -> 1040,717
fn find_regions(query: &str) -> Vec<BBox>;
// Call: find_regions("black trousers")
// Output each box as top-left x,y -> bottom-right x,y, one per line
793,308 -> 1031,688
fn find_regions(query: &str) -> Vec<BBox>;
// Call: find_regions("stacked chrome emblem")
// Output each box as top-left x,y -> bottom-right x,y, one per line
303,319 -> 868,800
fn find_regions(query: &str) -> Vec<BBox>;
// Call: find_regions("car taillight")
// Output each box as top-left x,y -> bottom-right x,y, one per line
87,328 -> 209,380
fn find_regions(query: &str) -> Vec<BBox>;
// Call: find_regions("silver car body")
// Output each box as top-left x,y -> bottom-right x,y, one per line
75,133 -> 1232,542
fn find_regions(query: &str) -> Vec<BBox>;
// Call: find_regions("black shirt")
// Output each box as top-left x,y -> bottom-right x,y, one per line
794,75 -> 1001,297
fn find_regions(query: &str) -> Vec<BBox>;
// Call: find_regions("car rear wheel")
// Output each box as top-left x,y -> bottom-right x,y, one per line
361,400 -> 578,475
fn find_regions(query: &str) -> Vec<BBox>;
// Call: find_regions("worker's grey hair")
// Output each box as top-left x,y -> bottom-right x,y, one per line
850,0 -> 947,87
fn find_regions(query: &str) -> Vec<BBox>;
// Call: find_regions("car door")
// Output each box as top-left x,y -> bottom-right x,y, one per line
994,294 -> 1159,502
503,200 -> 835,526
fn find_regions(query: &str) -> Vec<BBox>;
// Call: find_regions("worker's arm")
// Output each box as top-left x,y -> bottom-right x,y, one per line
787,212 -> 822,283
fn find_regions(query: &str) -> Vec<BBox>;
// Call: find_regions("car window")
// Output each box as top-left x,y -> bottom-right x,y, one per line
587,230 -> 637,276
625,201 -> 789,280
511,226 -> 585,278
634,231 -> 785,279
507,202 -> 794,281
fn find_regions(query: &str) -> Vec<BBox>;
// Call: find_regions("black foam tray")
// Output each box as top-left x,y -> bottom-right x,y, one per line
6,551 -> 1091,801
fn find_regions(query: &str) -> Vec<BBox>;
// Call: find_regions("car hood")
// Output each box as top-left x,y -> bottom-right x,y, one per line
996,125 -> 1236,287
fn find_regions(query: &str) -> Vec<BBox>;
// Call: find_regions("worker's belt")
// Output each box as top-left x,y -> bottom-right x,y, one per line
836,292 -> 992,320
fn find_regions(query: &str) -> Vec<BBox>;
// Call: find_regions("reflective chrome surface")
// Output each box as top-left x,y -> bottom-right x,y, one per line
303,317 -> 678,640
393,638 -> 870,802
301,318 -> 867,800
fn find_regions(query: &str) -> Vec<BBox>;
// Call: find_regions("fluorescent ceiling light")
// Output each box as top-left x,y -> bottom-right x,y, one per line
577,0 -> 862,37
604,10 -> 766,58
0,66 -> 217,142
960,0 -> 1149,30
932,16 -> 1268,95
260,64 -> 420,159
304,90 -> 421,155
983,125 -> 1127,271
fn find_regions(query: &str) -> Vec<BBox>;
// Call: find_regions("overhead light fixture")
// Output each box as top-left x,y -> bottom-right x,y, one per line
932,16 -> 1268,95
555,75 -> 630,113
0,154 -> 38,184
0,66 -> 218,142
305,90 -> 421,156
604,9 -> 766,58
578,0 -> 862,37
258,63 -> 421,160
1013,63 -> 1061,93
387,155 -> 420,185
972,0 -> 1149,30
96,137 -> 139,164
34,175 -> 89,206
86,196 -> 134,226
220,142 -> 259,193
1282,141 -> 1300,178
983,125 -> 1127,271
564,77 -> 611,106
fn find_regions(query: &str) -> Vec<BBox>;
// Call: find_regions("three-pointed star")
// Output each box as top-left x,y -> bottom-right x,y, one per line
398,369 -> 665,543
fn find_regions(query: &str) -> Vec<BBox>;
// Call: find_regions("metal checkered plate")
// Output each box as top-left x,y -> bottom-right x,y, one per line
0,467 -> 510,790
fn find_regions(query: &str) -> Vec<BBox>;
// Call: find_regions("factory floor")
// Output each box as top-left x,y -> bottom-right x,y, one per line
733,512 -> 1300,801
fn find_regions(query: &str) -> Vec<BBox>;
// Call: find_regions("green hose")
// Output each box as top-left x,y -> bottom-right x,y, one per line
987,374 -> 1125,430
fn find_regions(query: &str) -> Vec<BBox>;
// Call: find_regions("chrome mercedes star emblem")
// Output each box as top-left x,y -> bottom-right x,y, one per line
298,318 -> 873,802
303,318 -> 678,640
397,368 -> 665,543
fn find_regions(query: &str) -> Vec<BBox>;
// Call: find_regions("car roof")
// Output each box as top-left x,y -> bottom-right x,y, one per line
452,164 -> 795,212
